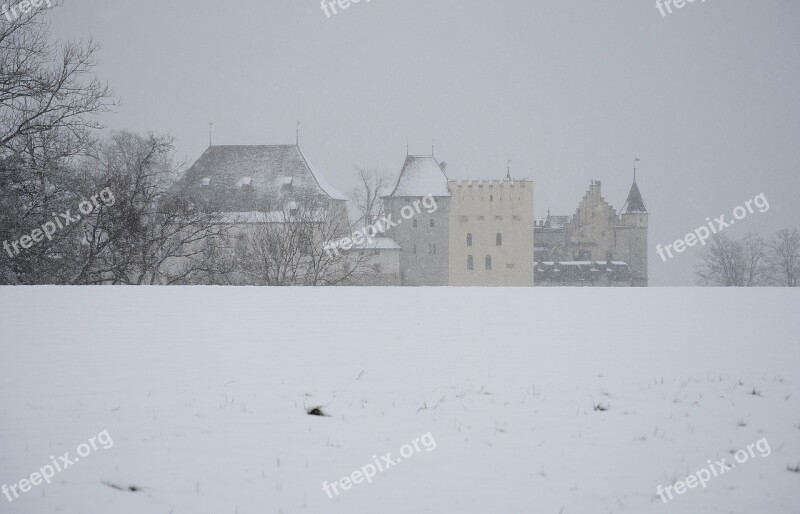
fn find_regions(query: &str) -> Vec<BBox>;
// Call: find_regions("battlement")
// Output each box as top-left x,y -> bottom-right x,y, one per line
448,178 -> 531,190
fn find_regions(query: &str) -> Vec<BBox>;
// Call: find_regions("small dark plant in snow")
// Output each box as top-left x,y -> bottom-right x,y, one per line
102,481 -> 143,492
787,464 -> 800,473
593,402 -> 610,412
749,387 -> 762,397
307,406 -> 328,417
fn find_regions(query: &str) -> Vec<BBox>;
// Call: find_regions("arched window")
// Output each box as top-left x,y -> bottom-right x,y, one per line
485,255 -> 492,270
430,219 -> 434,227
412,244 -> 417,254
496,233 -> 502,246
413,219 -> 417,228
466,233 -> 473,247
467,255 -> 474,270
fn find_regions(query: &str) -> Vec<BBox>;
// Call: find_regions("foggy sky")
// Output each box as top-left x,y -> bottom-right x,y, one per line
46,0 -> 800,286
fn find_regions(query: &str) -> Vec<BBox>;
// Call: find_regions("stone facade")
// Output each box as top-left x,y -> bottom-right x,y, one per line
383,154 -> 535,287
533,180 -> 648,286
448,179 -> 534,286
382,155 -> 452,286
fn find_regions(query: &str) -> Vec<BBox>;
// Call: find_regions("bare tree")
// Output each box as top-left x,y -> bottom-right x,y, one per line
71,131 -> 233,285
766,228 -> 800,287
237,194 -> 378,286
349,167 -> 392,229
0,2 -> 113,284
696,233 -> 768,287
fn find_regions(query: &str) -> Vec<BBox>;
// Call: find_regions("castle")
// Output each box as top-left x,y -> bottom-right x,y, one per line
169,144 -> 649,287
383,154 -> 648,287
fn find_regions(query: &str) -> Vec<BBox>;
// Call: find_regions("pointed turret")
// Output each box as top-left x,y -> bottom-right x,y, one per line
622,180 -> 648,214
616,175 -> 649,286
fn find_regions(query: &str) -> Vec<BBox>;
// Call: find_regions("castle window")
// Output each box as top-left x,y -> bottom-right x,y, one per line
490,195 -> 493,202
478,216 -> 485,221
467,255 -> 474,270
496,233 -> 502,246
413,220 -> 417,228
485,255 -> 492,270
513,215 -> 521,221
506,263 -> 516,269
413,244 -> 417,254
430,219 -> 434,228
459,215 -> 468,222
466,233 -> 473,247
495,216 -> 503,221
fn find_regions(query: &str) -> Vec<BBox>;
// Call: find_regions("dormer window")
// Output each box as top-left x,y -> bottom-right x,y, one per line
288,201 -> 298,215
240,177 -> 252,188
280,176 -> 293,189
200,177 -> 211,187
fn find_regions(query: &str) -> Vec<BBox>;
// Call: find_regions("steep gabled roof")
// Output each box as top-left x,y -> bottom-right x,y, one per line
169,145 -> 346,212
622,181 -> 648,214
385,155 -> 451,197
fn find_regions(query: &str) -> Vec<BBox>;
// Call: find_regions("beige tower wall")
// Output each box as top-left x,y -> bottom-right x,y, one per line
448,180 -> 534,286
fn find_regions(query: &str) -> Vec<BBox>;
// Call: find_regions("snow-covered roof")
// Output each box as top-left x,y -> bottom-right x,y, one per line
534,260 -> 633,282
221,209 -> 329,224
385,155 -> 451,198
169,145 -> 346,212
324,237 -> 401,251
350,237 -> 401,250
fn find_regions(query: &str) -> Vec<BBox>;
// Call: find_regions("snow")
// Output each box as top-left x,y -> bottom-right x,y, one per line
387,156 -> 451,197
348,237 -> 401,250
0,288 -> 798,514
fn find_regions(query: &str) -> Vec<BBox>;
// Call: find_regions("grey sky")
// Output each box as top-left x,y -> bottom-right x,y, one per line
47,0 -> 800,285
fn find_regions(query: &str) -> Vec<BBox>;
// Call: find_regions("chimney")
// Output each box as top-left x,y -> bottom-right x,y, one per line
439,161 -> 448,175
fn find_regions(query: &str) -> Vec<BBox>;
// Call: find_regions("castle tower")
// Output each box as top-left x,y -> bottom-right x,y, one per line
448,178 -> 534,286
616,178 -> 649,286
382,154 -> 451,286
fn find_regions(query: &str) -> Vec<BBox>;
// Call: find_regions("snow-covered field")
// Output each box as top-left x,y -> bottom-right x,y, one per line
1,287 -> 798,513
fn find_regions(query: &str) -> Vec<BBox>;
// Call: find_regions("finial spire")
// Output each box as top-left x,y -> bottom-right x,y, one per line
296,121 -> 300,146
431,141 -> 435,157
634,156 -> 640,183
209,122 -> 213,147
507,159 -> 511,180
406,140 -> 409,156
